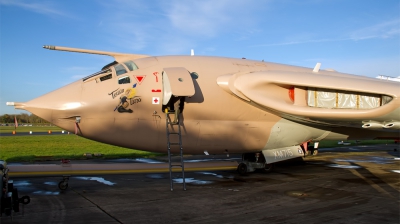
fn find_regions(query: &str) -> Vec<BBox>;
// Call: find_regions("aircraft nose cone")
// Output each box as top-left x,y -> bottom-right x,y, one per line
19,80 -> 83,123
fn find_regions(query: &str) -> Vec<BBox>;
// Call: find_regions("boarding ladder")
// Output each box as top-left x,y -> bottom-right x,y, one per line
165,109 -> 186,191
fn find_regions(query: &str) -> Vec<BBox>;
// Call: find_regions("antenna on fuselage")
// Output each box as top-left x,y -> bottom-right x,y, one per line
313,62 -> 321,73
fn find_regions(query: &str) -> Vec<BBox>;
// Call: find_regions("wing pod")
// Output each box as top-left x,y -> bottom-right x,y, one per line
217,70 -> 400,125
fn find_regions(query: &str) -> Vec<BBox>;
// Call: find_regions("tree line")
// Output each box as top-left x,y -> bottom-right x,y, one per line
0,113 -> 50,124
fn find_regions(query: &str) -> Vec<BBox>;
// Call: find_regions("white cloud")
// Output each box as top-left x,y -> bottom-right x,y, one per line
158,37 -> 194,55
309,57 -> 400,78
165,0 -> 231,37
67,66 -> 97,71
164,0 -> 263,38
253,19 -> 400,47
109,23 -> 151,51
70,75 -> 86,80
96,0 -> 159,52
97,0 -> 265,54
350,19 -> 400,40
252,37 -> 353,47
0,0 -> 70,17
65,66 -> 98,80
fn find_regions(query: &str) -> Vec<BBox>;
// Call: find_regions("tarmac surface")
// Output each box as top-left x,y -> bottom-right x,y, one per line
1,144 -> 399,224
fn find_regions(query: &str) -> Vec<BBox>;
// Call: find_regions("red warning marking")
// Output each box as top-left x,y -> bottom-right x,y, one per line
153,72 -> 159,82
289,87 -> 294,102
152,97 -> 160,104
152,89 -> 161,92
134,75 -> 146,84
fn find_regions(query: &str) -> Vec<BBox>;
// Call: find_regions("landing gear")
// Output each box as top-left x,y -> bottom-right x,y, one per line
237,163 -> 247,175
311,149 -> 318,156
262,163 -> 274,173
58,176 -> 70,190
237,153 -> 274,175
307,145 -> 318,156
1,162 -> 31,217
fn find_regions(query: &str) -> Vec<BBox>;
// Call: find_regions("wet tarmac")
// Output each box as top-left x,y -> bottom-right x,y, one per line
1,144 -> 399,224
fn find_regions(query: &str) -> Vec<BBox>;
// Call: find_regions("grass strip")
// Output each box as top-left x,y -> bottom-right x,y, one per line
0,134 -> 396,163
0,135 -> 162,162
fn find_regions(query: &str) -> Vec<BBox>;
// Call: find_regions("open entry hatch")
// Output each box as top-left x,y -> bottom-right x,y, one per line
162,67 -> 195,105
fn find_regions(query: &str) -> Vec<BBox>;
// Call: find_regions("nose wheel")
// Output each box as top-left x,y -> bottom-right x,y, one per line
307,145 -> 319,156
237,163 -> 248,175
237,153 -> 274,175
262,163 -> 274,173
58,176 -> 70,190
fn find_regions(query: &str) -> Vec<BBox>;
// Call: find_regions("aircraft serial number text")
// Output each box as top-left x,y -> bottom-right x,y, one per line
273,149 -> 294,160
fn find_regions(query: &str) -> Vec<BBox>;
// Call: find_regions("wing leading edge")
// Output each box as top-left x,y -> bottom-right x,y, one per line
43,45 -> 149,62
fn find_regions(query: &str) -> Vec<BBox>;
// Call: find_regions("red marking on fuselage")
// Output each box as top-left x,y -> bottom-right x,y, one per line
134,75 -> 146,84
289,87 -> 294,102
153,72 -> 159,82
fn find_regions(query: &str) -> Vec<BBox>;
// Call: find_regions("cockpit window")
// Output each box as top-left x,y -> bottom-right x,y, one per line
118,76 -> 130,84
114,64 -> 127,76
124,60 -> 139,71
101,61 -> 118,70
83,68 -> 112,82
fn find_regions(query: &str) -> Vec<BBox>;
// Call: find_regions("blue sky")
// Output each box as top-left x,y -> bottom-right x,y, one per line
0,0 -> 399,115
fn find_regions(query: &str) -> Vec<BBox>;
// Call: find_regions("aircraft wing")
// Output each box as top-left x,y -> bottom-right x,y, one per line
43,45 -> 149,62
217,70 -> 400,129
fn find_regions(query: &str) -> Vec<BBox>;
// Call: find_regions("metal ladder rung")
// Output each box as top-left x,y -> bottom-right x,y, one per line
165,109 -> 185,191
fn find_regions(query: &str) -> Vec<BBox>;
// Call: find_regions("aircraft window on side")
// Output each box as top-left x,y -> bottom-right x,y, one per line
100,74 -> 112,82
307,88 -> 392,109
124,61 -> 139,71
381,95 -> 393,105
114,64 -> 127,76
118,76 -> 130,84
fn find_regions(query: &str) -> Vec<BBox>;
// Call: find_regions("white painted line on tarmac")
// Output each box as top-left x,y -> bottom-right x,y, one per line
74,177 -> 116,186
327,164 -> 361,169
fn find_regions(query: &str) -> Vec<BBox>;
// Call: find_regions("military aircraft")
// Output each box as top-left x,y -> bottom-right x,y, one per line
6,45 -> 400,177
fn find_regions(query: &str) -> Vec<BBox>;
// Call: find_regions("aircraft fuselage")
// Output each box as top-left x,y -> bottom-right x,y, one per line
14,54 -> 399,155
